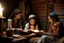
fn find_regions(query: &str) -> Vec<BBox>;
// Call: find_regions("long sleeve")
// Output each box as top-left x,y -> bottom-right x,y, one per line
24,23 -> 29,32
50,22 -> 60,36
44,22 -> 60,36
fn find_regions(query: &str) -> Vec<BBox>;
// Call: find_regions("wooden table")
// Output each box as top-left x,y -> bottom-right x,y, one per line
0,36 -> 27,43
0,31 -> 43,43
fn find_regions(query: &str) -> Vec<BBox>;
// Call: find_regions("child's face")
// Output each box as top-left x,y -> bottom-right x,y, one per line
15,13 -> 21,19
29,19 -> 35,25
48,16 -> 53,23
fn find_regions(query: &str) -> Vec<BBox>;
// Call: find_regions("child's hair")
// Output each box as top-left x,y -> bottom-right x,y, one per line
29,17 -> 37,29
49,12 -> 60,22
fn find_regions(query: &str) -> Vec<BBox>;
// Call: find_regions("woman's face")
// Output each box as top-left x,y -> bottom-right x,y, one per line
15,13 -> 21,19
48,16 -> 53,23
29,19 -> 35,25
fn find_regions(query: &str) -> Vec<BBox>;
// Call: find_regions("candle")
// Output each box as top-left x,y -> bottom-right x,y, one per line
7,19 -> 12,29
0,3 -> 4,18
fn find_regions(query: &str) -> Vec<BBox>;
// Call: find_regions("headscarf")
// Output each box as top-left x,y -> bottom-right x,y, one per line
50,12 -> 56,16
9,9 -> 22,19
29,14 -> 35,19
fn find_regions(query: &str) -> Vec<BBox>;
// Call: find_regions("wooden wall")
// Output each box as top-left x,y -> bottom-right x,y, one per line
19,0 -> 26,24
0,0 -> 20,30
31,0 -> 64,30
0,0 -> 26,30
1,0 -> 20,20
31,0 -> 47,30
54,0 -> 64,25
0,0 -> 64,30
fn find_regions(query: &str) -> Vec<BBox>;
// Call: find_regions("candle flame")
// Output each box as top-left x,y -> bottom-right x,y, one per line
0,3 -> 4,18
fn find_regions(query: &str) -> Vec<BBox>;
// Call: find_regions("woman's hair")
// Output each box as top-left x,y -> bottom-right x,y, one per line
49,12 -> 60,22
9,9 -> 22,19
29,17 -> 37,29
9,9 -> 22,28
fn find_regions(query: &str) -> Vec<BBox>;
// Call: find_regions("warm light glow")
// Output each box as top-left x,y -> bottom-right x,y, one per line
0,3 -> 3,18
33,30 -> 39,32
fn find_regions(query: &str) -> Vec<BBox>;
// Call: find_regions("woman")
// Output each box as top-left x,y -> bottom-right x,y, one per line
37,12 -> 64,43
7,9 -> 23,34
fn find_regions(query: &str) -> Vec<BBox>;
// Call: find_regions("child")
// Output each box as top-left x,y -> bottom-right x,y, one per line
24,15 -> 39,33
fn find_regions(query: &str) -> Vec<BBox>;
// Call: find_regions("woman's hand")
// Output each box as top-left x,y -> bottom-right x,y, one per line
40,30 -> 46,34
28,29 -> 35,32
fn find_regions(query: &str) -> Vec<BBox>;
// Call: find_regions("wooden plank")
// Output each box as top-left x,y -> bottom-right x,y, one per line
54,5 -> 64,7
32,5 -> 46,8
54,7 -> 64,9
32,8 -> 46,11
37,14 -> 46,16
31,0 -> 47,29
33,11 -> 46,14
60,19 -> 64,21
31,0 -> 46,3
55,1 -> 64,4
32,10 -> 46,13
54,12 -> 64,14
56,0 -> 63,1
54,3 -> 64,22
56,14 -> 64,16
31,2 -> 46,5
37,17 -> 46,19
58,16 -> 64,19
54,9 -> 64,11
40,20 -> 46,22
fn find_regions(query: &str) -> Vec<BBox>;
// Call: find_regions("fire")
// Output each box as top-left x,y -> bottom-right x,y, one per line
0,3 -> 3,17
0,3 -> 4,18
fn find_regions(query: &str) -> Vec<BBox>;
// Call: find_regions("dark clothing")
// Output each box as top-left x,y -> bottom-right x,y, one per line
8,9 -> 24,29
36,22 -> 64,43
11,18 -> 24,29
12,18 -> 21,28
45,22 -> 64,39
29,22 -> 64,43
11,18 -> 24,34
